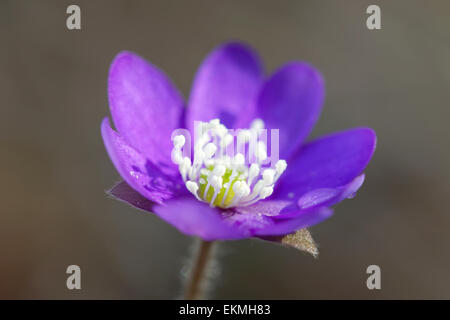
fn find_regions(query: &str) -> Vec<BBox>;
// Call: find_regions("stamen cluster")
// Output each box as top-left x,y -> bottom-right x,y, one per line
172,119 -> 287,208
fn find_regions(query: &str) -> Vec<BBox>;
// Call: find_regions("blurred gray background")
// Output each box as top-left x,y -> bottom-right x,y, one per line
1,0 -> 449,299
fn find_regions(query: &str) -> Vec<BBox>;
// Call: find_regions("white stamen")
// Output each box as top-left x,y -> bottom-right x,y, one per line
223,134 -> 233,146
186,181 -> 202,201
256,141 -> 267,163
275,159 -> 287,179
179,157 -> 191,181
212,164 -> 226,177
209,118 -> 220,127
172,149 -> 183,164
226,180 -> 250,208
262,168 -> 276,184
194,149 -> 205,165
260,186 -> 274,199
247,163 -> 260,186
275,159 -> 287,173
204,143 -> 217,159
233,153 -> 245,167
250,118 -> 264,131
173,135 -> 185,148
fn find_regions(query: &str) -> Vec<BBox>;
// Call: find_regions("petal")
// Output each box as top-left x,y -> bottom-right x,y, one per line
254,207 -> 333,236
256,62 -> 324,160
296,174 -> 365,210
152,198 -> 246,240
231,199 -> 297,217
101,118 -> 183,205
108,51 -> 184,168
272,175 -> 364,220
224,200 -> 332,236
275,128 -> 376,200
186,42 -> 263,132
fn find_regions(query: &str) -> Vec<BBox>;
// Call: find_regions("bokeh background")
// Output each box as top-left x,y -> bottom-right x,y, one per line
1,0 -> 450,299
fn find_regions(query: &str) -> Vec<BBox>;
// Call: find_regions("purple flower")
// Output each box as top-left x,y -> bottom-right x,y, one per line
101,42 -> 376,241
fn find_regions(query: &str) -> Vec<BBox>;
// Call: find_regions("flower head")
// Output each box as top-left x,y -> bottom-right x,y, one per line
101,42 -> 376,242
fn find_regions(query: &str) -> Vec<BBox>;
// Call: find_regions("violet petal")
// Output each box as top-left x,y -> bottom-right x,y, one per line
186,42 -> 263,132
108,51 -> 184,169
256,62 -> 324,159
254,207 -> 333,236
101,118 -> 184,205
223,201 -> 331,236
152,198 -> 246,240
293,174 -> 366,211
275,128 -> 376,201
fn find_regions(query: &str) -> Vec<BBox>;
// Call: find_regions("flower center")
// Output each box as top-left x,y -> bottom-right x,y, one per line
172,119 -> 287,208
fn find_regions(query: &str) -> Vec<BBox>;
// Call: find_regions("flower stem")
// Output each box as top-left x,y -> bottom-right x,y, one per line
184,239 -> 214,300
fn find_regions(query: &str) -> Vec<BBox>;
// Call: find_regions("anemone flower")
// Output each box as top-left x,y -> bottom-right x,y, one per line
101,42 -> 376,298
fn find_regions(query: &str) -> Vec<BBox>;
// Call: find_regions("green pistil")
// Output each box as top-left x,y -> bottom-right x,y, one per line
198,168 -> 242,208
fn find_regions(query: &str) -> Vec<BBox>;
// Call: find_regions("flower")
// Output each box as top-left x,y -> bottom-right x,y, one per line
101,42 -> 376,242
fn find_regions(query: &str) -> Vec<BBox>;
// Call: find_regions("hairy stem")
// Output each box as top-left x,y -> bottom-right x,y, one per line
184,240 -> 214,300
